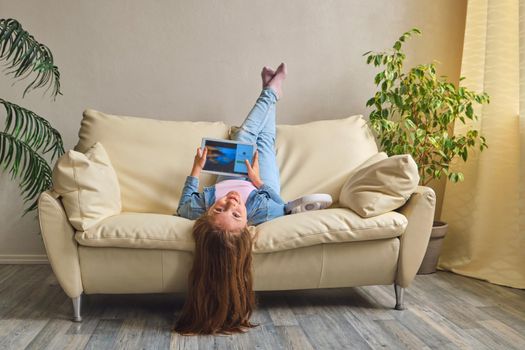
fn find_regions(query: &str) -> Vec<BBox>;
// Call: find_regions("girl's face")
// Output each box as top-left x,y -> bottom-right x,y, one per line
209,191 -> 248,231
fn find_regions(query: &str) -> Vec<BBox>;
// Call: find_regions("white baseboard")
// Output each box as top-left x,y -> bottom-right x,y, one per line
0,254 -> 49,264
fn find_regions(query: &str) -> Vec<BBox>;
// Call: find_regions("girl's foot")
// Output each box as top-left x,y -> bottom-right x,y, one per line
261,66 -> 275,88
267,63 -> 287,100
285,193 -> 333,214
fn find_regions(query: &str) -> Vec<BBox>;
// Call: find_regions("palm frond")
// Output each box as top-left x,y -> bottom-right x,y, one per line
0,131 -> 52,215
0,18 -> 62,100
1,99 -> 65,161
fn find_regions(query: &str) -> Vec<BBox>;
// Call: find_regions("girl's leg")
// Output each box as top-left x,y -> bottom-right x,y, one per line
253,98 -> 281,194
217,87 -> 281,193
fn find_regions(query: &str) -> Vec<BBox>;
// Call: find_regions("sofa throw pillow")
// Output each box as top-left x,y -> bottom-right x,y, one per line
51,141 -> 121,231
345,151 -> 389,180
339,154 -> 420,218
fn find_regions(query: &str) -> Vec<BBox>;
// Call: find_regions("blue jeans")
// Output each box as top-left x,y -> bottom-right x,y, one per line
217,87 -> 281,194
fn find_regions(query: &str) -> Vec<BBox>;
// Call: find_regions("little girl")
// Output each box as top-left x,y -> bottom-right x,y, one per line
174,63 -> 330,335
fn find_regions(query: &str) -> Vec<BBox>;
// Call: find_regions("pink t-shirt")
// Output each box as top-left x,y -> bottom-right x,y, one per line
214,179 -> 257,204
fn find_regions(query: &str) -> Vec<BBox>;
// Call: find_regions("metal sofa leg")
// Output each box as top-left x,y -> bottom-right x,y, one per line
72,295 -> 82,322
394,284 -> 405,310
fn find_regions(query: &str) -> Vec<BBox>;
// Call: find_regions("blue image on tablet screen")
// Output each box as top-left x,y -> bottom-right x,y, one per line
203,140 -> 253,175
234,144 -> 253,174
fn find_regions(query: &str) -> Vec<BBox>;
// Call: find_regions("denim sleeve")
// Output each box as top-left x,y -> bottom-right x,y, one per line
176,176 -> 203,218
248,195 -> 285,226
258,183 -> 285,205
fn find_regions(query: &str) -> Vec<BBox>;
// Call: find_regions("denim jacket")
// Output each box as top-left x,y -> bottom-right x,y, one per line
176,176 -> 286,226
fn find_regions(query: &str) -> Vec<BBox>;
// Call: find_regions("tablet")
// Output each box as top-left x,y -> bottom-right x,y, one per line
201,138 -> 256,177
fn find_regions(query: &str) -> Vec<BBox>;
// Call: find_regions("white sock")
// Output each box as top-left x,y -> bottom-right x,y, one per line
285,194 -> 333,214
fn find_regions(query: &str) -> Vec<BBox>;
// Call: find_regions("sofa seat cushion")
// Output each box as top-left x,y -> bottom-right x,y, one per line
75,209 -> 408,253
253,208 -> 407,253
75,213 -> 195,251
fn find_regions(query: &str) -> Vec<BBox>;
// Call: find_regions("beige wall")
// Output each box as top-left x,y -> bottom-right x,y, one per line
0,0 -> 467,261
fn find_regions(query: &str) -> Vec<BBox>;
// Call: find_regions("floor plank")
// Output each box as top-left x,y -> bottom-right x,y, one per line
0,265 -> 524,350
84,319 -> 124,349
263,292 -> 299,326
274,325 -> 314,350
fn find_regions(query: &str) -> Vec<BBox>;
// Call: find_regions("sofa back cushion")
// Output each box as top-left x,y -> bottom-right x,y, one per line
75,109 -> 229,214
74,111 -> 378,213
275,115 -> 378,202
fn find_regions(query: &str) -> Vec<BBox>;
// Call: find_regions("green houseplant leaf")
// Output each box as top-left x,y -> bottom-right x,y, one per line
1,100 -> 64,161
364,28 -> 489,186
0,18 -> 64,216
0,18 -> 62,99
0,131 -> 53,215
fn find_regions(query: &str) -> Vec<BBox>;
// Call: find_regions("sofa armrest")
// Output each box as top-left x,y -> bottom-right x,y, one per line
394,185 -> 436,288
38,190 -> 83,298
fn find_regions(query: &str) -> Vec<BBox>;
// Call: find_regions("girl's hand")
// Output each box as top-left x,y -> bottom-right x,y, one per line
191,147 -> 207,177
245,150 -> 264,188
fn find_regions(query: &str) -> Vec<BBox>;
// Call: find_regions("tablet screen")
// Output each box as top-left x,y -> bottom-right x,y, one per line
201,138 -> 255,176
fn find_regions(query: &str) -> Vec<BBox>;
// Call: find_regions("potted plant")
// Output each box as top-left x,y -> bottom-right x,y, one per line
0,18 -> 64,216
363,28 -> 490,274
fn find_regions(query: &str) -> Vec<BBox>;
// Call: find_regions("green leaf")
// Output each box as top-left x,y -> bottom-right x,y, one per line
0,19 -> 62,99
0,131 -> 53,215
1,99 -> 64,160
393,41 -> 401,51
374,72 -> 383,85
461,149 -> 468,161
466,103 -> 473,118
404,119 -> 416,129
363,26 -> 489,185
393,94 -> 402,107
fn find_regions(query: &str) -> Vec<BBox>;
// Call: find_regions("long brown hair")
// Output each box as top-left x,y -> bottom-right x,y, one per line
174,214 -> 259,335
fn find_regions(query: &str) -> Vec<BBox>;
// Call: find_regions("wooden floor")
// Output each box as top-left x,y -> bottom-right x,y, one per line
0,265 -> 524,350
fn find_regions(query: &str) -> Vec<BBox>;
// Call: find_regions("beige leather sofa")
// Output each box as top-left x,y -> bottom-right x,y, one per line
37,109 -> 436,322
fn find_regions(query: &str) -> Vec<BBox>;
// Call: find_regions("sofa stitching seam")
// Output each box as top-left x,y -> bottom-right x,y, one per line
318,244 -> 325,288
77,236 -> 194,243
77,222 -> 408,253
71,157 -> 84,224
161,251 -> 164,290
78,225 -> 405,244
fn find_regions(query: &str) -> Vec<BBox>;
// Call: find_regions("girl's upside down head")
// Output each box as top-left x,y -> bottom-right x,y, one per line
174,213 -> 258,335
